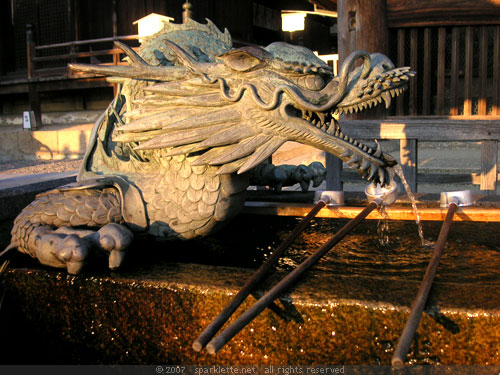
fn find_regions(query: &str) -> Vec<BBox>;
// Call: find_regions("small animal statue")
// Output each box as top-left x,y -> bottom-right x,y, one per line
249,163 -> 324,192
3,19 -> 414,273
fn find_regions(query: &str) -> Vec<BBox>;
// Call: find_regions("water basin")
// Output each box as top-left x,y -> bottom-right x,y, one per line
1,211 -> 499,365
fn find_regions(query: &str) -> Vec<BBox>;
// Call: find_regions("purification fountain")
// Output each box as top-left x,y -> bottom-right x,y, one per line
1,18 -> 499,367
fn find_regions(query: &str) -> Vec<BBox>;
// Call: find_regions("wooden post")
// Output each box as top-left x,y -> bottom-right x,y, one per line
112,0 -> 119,96
338,0 -> 388,60
337,0 -> 389,115
26,24 -> 41,129
464,27 -> 473,116
480,140 -> 498,194
436,27 -> 446,115
333,0 -> 389,190
400,139 -> 418,193
326,153 -> 343,191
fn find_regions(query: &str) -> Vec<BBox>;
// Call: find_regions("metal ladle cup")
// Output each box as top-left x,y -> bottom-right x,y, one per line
440,189 -> 473,208
364,180 -> 399,206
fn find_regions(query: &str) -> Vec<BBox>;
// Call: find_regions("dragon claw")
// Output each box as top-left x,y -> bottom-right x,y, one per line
97,223 -> 134,270
37,233 -> 89,274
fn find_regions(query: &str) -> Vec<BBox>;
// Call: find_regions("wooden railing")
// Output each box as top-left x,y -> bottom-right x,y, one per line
24,26 -> 139,128
336,117 -> 500,194
26,26 -> 139,79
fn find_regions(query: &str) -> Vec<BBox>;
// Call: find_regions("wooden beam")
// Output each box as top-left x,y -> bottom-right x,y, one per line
422,28 -> 431,115
493,26 -> 500,115
478,26 -> 488,116
341,170 -> 500,185
386,0 -> 500,27
26,24 -> 41,128
32,48 -> 127,63
449,27 -> 460,116
340,118 -> 500,141
409,28 -> 418,116
436,27 -> 446,115
464,26 -> 473,116
313,0 -> 500,27
396,28 -> 405,116
34,35 -> 138,50
0,77 -> 112,94
244,201 -> 500,222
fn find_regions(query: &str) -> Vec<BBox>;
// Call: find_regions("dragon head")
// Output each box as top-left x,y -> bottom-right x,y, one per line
69,23 -> 414,187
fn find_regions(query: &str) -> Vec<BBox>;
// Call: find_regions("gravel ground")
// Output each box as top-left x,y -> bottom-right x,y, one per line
0,158 -> 82,174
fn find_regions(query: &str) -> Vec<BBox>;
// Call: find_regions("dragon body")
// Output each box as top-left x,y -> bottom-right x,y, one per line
4,19 -> 414,273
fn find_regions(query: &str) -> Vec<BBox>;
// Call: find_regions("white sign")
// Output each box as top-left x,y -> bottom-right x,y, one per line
23,111 -> 34,130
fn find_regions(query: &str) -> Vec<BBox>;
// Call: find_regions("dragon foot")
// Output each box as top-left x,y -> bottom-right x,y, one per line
36,229 -> 89,274
30,223 -> 133,274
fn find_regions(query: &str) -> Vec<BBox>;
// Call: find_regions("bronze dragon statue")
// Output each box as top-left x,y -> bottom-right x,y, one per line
2,19 -> 414,274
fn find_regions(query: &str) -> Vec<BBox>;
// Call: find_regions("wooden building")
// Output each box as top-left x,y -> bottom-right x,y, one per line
1,0 -> 499,193
0,0 -> 335,122
311,0 -> 500,194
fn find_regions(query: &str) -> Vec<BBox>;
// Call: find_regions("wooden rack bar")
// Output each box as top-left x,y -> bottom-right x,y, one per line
244,201 -> 500,222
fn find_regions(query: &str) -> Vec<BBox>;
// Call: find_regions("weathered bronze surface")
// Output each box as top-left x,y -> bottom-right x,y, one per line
4,19 -> 414,273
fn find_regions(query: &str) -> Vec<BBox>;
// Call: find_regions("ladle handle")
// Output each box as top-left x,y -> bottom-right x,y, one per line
392,202 -> 458,368
192,200 -> 327,352
206,201 -> 378,355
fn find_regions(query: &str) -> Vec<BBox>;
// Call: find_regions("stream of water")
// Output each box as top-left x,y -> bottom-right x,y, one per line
392,164 -> 432,247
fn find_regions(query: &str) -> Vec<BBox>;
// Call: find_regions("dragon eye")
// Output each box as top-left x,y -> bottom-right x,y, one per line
298,74 -> 325,91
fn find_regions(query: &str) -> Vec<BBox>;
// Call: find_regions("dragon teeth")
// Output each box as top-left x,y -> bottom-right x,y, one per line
317,112 -> 325,124
381,92 -> 392,108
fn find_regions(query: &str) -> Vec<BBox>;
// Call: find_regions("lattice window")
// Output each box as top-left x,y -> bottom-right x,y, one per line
389,25 -> 500,117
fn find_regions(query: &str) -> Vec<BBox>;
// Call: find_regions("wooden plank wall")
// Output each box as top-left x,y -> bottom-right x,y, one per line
392,25 -> 500,117
332,24 -> 500,195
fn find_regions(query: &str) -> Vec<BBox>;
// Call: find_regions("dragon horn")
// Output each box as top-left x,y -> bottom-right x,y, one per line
316,50 -> 372,108
163,40 -> 212,74
114,41 -> 146,65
